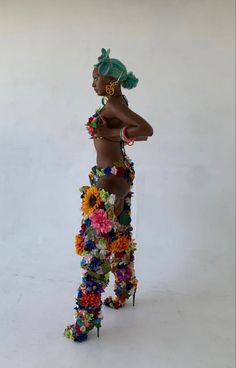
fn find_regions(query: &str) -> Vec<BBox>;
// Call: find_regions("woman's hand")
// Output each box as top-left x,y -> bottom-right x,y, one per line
93,116 -> 150,141
93,116 -> 114,138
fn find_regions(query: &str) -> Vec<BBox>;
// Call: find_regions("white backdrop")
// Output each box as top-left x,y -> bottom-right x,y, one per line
0,1 -> 235,367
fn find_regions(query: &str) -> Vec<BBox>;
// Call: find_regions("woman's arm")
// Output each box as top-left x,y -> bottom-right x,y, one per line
110,100 -> 153,138
134,136 -> 148,141
95,99 -> 154,139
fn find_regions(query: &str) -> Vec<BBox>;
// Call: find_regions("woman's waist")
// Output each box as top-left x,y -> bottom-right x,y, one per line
96,153 -> 134,169
89,156 -> 135,184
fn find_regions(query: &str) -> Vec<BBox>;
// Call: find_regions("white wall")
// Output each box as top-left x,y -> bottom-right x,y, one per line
0,0 -> 235,299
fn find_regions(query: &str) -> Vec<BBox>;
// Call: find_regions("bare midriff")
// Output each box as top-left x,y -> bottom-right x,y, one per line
94,138 -> 125,167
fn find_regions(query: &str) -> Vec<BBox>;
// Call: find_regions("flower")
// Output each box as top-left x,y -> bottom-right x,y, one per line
75,234 -> 84,255
99,189 -> 110,202
97,238 -> 107,250
106,207 -> 116,221
116,267 -> 132,282
90,209 -> 113,234
107,194 -> 116,206
89,256 -> 101,271
81,223 -> 86,233
82,186 -> 101,216
108,235 -> 130,253
85,218 -> 91,227
84,240 -> 96,251
96,168 -> 104,177
79,292 -> 101,308
125,197 -> 131,206
85,113 -> 100,137
84,254 -> 93,262
79,185 -> 90,194
111,166 -> 118,175
116,167 -> 125,176
104,167 -> 111,175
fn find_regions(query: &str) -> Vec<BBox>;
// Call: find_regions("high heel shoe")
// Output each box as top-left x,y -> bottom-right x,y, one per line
104,287 -> 137,309
64,322 -> 101,341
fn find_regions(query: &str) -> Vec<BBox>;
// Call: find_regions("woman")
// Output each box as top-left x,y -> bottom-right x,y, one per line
64,48 -> 153,342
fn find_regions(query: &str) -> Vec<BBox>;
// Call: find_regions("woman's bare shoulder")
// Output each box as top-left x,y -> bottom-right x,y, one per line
106,96 -> 129,112
100,96 -> 129,119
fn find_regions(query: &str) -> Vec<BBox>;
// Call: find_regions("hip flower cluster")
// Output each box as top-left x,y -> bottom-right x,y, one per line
74,185 -> 135,257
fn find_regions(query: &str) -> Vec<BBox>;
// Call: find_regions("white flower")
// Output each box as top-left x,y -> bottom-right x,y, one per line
100,249 -> 108,257
125,197 -> 131,206
108,194 -> 116,205
111,166 -> 118,175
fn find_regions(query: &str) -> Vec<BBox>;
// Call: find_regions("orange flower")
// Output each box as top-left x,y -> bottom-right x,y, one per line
79,293 -> 101,308
108,235 -> 130,253
75,234 -> 84,255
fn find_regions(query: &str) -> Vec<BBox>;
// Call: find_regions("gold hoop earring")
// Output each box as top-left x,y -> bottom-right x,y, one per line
105,81 -> 117,96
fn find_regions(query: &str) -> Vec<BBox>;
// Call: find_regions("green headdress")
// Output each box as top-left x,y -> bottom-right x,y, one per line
93,48 -> 139,89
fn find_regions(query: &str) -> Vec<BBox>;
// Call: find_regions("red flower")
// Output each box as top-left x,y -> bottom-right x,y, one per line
116,167 -> 125,176
80,292 -> 101,308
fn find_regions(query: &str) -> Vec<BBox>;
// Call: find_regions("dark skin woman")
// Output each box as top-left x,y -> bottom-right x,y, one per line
64,50 -> 154,342
91,67 -> 154,216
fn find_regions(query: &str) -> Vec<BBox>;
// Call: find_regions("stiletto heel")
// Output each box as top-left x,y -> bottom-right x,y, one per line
96,326 -> 100,338
132,290 -> 136,307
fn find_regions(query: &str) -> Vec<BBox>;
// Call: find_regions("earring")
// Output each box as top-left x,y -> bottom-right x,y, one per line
105,81 -> 117,96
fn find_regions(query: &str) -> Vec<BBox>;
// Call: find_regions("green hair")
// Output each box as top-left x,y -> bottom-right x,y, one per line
93,48 -> 139,90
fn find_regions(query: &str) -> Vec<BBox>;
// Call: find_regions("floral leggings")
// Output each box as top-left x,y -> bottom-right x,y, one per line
64,159 -> 138,342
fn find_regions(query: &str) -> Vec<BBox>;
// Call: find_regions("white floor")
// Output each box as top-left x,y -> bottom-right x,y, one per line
0,258 -> 234,368
1,0 -> 235,365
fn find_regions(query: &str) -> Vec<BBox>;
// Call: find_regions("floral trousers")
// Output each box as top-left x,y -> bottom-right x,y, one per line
64,180 -> 138,342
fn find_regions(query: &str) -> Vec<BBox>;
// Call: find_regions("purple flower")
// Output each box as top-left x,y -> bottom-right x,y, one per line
116,267 -> 132,282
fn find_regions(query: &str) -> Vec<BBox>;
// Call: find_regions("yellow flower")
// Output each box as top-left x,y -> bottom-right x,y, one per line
81,186 -> 102,216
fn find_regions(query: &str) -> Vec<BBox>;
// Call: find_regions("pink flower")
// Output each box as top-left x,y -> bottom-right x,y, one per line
90,209 -> 113,234
84,254 -> 93,262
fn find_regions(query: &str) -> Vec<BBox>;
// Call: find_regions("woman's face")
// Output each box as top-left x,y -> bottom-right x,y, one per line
92,68 -> 106,95
92,68 -> 113,96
